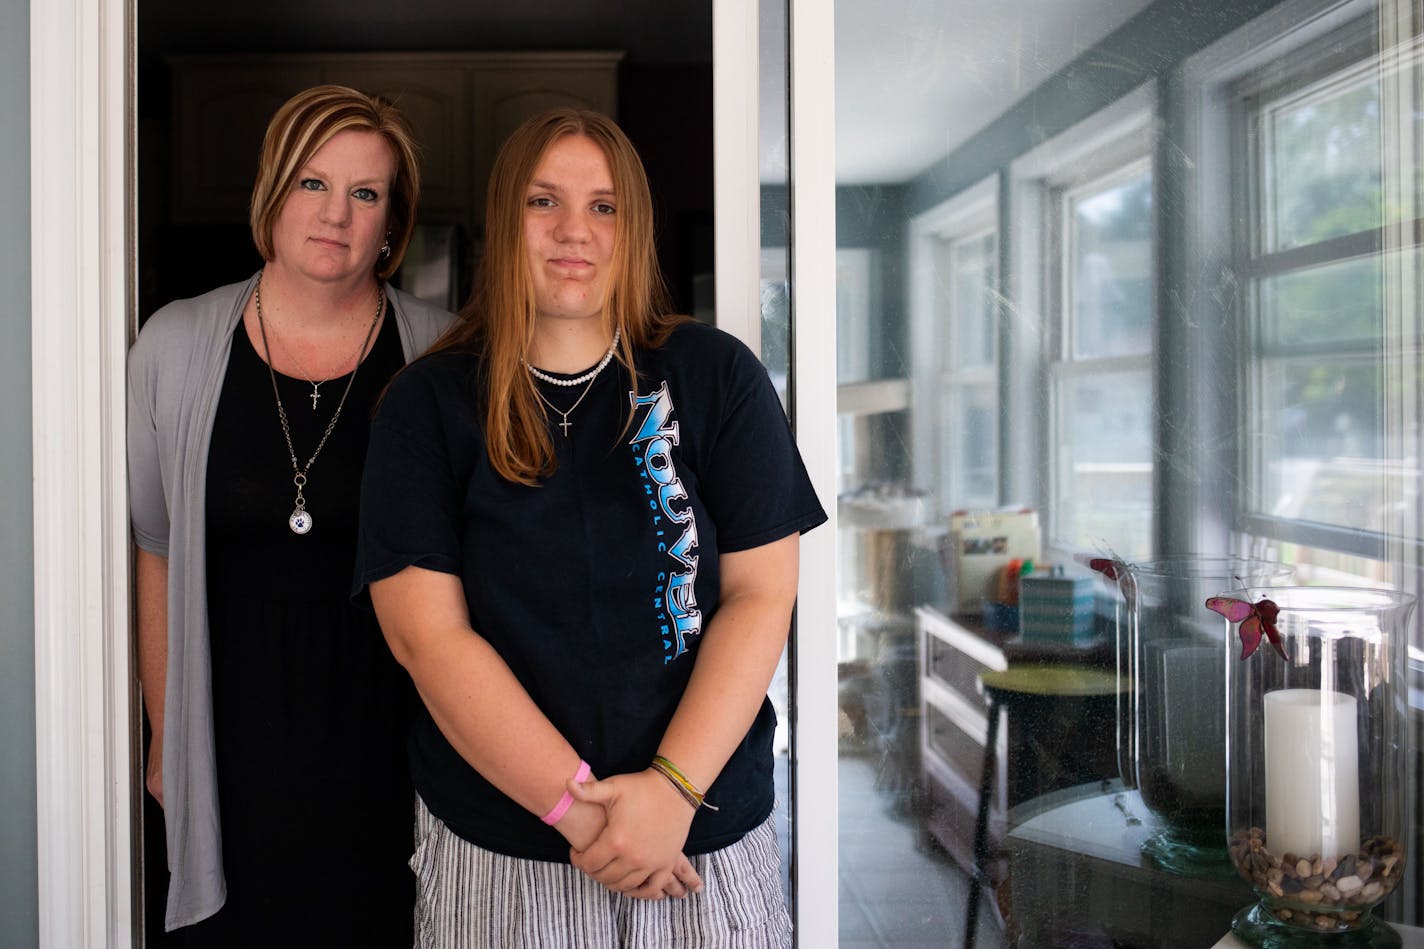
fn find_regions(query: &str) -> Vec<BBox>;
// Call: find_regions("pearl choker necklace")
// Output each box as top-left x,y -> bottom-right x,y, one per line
526,328 -> 621,387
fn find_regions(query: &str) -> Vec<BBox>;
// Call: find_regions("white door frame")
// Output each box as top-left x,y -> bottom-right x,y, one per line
784,1 -> 838,945
712,3 -> 837,945
30,0 -> 135,945
30,1 -> 839,945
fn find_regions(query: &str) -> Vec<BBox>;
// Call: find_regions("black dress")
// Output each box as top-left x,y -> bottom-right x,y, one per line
177,308 -> 414,947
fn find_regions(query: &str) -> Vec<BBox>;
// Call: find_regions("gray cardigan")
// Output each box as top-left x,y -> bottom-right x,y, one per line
127,272 -> 453,930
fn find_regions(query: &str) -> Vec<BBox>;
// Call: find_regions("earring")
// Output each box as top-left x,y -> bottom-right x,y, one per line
379,239 -> 391,258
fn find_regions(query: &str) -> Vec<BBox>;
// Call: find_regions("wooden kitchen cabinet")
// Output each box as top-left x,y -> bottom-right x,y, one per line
168,51 -> 622,224
170,61 -> 323,221
321,61 -> 471,220
915,606 -> 1116,882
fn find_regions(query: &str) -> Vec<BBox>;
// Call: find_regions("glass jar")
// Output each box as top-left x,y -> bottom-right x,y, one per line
1114,556 -> 1293,875
1221,586 -> 1416,946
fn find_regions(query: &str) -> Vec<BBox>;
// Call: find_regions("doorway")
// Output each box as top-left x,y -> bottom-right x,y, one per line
31,0 -> 849,945
131,3 -> 727,946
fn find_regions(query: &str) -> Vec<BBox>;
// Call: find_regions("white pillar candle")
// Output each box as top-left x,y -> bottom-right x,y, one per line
1264,688 -> 1360,858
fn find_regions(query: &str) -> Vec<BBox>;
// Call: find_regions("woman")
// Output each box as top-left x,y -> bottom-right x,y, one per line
128,85 -> 452,943
357,108 -> 825,947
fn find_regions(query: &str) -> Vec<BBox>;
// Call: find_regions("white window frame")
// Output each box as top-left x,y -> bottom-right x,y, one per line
1230,14 -> 1417,560
909,175 -> 999,516
941,228 -> 1001,511
1178,0 -> 1393,566
1010,84 -> 1157,561
1046,157 -> 1156,556
1053,160 -> 1154,361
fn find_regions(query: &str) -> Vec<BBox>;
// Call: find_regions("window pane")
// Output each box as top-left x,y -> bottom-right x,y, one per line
758,0 -> 793,912
946,380 -> 998,510
1253,355 -> 1401,532
759,254 -> 791,407
828,1 -> 1423,946
837,248 -> 877,383
1259,255 -> 1382,348
1055,369 -> 1153,559
934,228 -> 1000,514
1264,68 -> 1382,252
1070,170 -> 1153,359
951,232 -> 997,370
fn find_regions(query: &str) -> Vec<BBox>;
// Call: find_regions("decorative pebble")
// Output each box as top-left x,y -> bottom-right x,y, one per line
1225,829 -> 1405,933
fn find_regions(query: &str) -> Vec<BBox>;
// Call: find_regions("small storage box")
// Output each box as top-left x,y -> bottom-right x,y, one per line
941,508 -> 1041,615
1018,571 -> 1095,642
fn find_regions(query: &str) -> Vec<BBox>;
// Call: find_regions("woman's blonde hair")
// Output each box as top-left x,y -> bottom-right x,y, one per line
249,84 -> 421,281
431,107 -> 681,486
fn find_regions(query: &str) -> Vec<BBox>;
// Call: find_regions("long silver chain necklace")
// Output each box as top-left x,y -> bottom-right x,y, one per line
255,277 -> 383,534
527,328 -> 620,437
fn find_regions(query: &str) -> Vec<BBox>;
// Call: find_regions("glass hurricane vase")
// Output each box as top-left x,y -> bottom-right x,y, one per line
1222,586 -> 1415,947
1114,556 -> 1292,875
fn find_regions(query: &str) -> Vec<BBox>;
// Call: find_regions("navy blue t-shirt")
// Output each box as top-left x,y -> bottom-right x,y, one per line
355,320 -> 826,861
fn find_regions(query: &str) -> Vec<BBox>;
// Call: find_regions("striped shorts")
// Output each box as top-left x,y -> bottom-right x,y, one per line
411,795 -> 793,949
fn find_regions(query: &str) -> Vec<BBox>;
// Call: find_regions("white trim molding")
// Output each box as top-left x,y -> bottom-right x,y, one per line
788,0 -> 838,944
908,174 -> 1000,513
712,0 -> 762,351
30,0 -> 134,945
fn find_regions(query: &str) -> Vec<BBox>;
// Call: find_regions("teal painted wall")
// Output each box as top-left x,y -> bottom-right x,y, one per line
905,0 -> 1284,214
0,0 -> 37,945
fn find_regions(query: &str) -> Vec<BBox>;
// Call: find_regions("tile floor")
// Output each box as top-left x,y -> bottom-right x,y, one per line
837,756 -> 1004,949
777,754 -> 1004,948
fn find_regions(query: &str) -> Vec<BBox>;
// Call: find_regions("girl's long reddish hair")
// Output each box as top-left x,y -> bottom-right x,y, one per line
428,108 -> 682,485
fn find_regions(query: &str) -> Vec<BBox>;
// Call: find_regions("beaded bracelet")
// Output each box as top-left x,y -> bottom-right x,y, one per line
541,759 -> 592,826
650,755 -> 719,812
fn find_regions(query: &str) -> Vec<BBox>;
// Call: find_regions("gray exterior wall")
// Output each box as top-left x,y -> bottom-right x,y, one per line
0,0 -> 37,946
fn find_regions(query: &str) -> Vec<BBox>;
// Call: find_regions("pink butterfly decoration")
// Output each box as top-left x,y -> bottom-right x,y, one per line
1205,595 -> 1286,660
1080,554 -> 1137,611
1085,557 -> 1127,580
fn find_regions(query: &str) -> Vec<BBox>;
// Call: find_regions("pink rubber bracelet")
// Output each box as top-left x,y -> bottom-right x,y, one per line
540,759 -> 592,826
